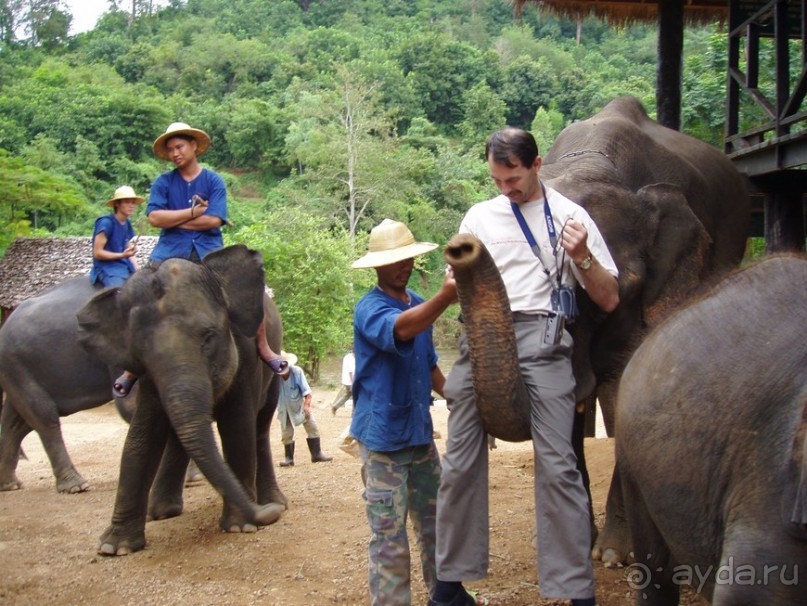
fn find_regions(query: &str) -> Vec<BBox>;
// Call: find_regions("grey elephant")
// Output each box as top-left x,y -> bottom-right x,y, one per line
615,255 -> 806,605
0,275 -> 135,493
74,245 -> 286,554
443,96 -> 751,562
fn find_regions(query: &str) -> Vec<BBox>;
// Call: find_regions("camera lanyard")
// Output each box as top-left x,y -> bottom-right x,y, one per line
509,181 -> 564,289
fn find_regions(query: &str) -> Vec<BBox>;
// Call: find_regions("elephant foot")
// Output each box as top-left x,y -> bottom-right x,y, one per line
97,524 -> 146,556
260,487 -> 289,511
184,460 -> 204,486
147,498 -> 184,522
0,476 -> 23,491
218,503 -> 284,533
592,522 -> 630,567
56,471 -> 89,494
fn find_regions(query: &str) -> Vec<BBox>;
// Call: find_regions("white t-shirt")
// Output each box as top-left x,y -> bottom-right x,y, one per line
341,352 -> 355,386
459,186 -> 618,314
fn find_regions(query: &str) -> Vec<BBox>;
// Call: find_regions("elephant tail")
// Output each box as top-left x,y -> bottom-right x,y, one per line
444,234 -> 531,442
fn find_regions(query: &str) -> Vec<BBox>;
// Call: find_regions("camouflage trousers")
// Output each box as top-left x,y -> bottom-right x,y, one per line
359,442 -> 441,606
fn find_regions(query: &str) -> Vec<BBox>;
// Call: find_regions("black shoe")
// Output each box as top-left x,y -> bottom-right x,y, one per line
428,586 -> 483,606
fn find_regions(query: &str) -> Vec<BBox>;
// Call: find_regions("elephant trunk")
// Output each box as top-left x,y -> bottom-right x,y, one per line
444,233 -> 531,442
156,379 -> 256,519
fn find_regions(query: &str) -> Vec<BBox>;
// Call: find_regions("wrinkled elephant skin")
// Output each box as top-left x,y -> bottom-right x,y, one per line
616,256 -> 807,605
76,245 -> 287,555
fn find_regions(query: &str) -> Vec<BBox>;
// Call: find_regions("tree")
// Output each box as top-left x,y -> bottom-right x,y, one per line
230,208 -> 365,380
285,64 -> 399,238
458,81 -> 507,147
19,0 -> 70,48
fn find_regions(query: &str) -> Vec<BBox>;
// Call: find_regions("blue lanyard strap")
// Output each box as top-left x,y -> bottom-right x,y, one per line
510,182 -> 563,285
510,182 -> 557,251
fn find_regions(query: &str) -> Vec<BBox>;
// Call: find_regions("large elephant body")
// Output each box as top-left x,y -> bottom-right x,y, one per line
615,256 -> 807,605
0,276 -> 130,493
75,245 -> 286,554
445,96 -> 751,562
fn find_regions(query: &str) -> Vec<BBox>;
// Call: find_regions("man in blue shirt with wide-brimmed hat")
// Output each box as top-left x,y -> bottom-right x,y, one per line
350,218 -> 457,606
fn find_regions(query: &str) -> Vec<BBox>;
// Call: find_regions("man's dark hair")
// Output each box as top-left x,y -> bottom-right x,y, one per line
485,127 -> 539,169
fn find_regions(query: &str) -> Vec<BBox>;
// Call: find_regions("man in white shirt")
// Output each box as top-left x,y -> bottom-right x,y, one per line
431,127 -> 619,606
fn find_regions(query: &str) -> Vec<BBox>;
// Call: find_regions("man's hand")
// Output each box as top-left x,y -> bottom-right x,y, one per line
560,219 -> 589,264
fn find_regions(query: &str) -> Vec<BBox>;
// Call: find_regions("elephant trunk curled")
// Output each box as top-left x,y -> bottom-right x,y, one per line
444,233 -> 531,442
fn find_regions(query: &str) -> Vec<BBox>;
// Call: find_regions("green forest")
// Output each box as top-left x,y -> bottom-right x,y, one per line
0,0 -> 734,375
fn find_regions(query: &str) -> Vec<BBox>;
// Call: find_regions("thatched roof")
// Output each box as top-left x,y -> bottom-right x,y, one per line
514,0 -> 729,25
0,236 -> 157,311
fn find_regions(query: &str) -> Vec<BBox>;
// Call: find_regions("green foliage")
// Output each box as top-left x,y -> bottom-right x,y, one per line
229,207 -> 366,380
0,0 -> 743,361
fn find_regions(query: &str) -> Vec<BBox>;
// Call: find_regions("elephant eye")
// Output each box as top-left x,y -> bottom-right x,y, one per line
201,328 -> 218,352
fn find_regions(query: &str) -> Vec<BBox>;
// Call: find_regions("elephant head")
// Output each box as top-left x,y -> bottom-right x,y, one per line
77,244 -> 283,555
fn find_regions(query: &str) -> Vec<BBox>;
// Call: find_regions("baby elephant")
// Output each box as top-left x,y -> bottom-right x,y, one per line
616,255 -> 806,605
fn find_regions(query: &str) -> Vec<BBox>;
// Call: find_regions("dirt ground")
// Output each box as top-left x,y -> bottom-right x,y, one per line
0,363 -> 708,606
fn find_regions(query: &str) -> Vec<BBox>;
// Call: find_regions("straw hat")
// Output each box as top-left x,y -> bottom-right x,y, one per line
106,185 -> 145,207
280,350 -> 298,367
352,219 -> 438,269
152,122 -> 211,160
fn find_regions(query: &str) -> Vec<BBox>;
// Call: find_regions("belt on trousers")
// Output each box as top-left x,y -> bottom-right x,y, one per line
512,311 -> 551,322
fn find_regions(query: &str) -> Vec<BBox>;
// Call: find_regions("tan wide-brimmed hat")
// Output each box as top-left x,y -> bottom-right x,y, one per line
106,185 -> 145,207
280,350 -> 298,367
352,219 -> 438,269
152,122 -> 211,160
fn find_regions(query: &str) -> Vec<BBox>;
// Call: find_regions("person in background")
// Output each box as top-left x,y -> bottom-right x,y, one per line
350,218 -> 457,606
276,351 -> 333,467
112,122 -> 286,399
90,185 -> 143,288
330,348 -> 355,415
430,127 -> 619,606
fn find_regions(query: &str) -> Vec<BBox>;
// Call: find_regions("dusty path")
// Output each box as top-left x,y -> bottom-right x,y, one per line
0,376 -> 707,605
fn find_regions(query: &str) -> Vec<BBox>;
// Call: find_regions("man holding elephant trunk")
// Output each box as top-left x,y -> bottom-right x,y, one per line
350,219 -> 458,606
431,128 -> 619,606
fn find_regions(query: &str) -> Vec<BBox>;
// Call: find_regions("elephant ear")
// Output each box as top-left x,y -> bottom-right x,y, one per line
639,183 -> 712,327
202,245 -> 266,337
76,287 -> 134,371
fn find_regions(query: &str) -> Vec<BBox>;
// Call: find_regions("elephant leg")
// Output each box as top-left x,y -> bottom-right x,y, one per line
255,378 -> 287,508
147,429 -> 189,521
593,464 -> 631,566
99,383 -> 171,556
572,401 -> 597,546
1,389 -> 88,494
621,469 -> 679,606
0,403 -> 31,491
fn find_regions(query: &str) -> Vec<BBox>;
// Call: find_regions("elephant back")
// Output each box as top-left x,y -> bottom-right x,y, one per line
444,234 -> 531,442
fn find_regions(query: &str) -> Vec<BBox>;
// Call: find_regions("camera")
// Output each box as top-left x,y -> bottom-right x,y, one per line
551,285 -> 579,322
543,312 -> 564,345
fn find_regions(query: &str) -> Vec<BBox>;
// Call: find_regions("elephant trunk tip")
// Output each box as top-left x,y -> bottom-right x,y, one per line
444,233 -> 483,270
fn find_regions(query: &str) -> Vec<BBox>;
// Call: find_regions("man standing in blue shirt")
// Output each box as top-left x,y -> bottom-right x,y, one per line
146,122 -> 228,265
351,219 -> 457,606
